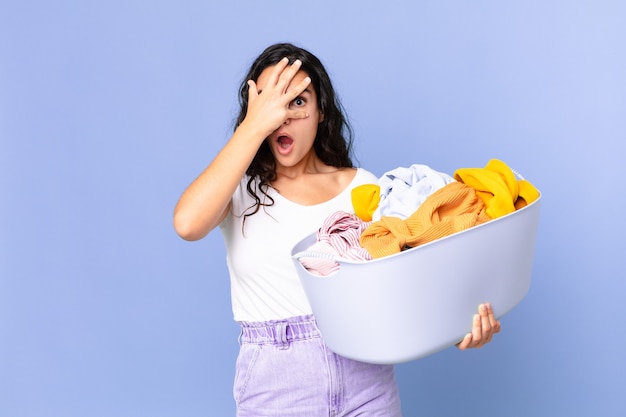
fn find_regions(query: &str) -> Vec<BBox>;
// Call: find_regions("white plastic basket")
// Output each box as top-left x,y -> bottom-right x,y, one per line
291,194 -> 541,364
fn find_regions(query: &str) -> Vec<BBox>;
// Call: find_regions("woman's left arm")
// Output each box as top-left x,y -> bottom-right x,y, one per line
456,303 -> 502,350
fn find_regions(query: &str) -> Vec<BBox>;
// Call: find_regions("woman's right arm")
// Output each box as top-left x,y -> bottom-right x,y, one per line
173,122 -> 267,241
173,58 -> 311,241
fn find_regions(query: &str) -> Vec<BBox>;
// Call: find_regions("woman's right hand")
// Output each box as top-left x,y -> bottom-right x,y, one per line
173,58 -> 313,241
241,57 -> 312,138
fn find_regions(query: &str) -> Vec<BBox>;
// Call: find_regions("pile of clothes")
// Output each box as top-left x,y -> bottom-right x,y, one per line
299,159 -> 540,276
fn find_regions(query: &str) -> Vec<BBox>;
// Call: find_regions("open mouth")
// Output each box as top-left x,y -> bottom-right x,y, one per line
276,135 -> 294,154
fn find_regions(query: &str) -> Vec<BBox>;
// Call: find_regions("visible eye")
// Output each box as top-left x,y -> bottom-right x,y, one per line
293,97 -> 306,106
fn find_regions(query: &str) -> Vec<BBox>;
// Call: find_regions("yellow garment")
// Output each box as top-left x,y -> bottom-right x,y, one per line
454,159 -> 540,219
351,184 -> 380,222
360,182 -> 491,259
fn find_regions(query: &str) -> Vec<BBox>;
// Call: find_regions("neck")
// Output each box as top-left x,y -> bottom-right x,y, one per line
275,154 -> 330,180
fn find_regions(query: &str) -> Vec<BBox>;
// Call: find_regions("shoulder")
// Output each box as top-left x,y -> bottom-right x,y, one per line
330,167 -> 377,192
352,167 -> 379,185
230,175 -> 262,213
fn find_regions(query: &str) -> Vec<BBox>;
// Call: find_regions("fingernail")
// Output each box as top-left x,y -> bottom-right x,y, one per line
294,59 -> 302,65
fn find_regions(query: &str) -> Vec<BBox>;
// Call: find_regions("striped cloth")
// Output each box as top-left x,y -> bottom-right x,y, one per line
299,211 -> 372,276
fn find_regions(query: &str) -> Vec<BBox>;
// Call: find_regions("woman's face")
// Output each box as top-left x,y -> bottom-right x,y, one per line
255,65 -> 324,172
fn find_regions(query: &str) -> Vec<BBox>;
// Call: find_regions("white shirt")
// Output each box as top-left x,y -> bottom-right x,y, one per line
219,168 -> 378,322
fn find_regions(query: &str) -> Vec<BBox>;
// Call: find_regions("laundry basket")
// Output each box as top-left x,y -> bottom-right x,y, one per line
291,195 -> 541,364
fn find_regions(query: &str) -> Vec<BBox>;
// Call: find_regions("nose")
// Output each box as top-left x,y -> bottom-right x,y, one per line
284,118 -> 290,125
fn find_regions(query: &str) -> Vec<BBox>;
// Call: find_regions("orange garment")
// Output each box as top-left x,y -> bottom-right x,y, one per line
454,159 -> 540,219
360,181 -> 491,259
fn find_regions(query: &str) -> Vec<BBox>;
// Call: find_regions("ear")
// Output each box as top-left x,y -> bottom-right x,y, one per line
319,111 -> 324,123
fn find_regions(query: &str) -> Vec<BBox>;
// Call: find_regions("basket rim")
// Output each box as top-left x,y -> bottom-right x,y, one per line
292,192 -> 541,265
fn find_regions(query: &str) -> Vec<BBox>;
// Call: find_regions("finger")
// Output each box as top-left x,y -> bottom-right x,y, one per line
287,76 -> 312,101
265,57 -> 290,88
276,59 -> 304,91
486,303 -> 501,334
479,304 -> 493,343
482,303 -> 500,343
286,109 -> 310,120
456,333 -> 472,350
470,313 -> 482,347
246,80 -> 259,100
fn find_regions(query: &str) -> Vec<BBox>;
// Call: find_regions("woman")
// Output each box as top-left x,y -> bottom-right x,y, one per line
174,42 -> 500,416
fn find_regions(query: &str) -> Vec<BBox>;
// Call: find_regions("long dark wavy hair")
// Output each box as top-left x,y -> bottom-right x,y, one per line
235,43 -> 355,220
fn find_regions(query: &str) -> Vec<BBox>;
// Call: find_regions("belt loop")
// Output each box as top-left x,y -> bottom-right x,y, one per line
277,322 -> 289,350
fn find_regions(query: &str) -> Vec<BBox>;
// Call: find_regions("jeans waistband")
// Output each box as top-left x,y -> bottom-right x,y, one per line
238,314 -> 321,347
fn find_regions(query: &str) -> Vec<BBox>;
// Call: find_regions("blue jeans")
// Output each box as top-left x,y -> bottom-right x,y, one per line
234,315 -> 402,416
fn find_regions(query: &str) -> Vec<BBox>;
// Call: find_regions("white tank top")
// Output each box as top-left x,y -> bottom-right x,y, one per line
219,168 -> 378,322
